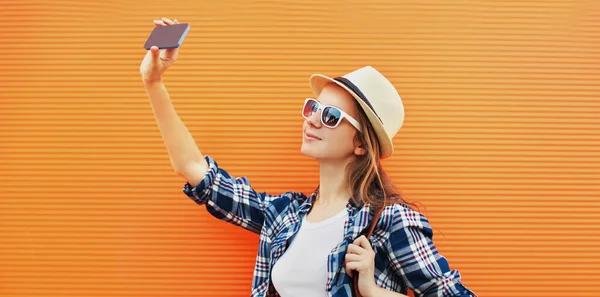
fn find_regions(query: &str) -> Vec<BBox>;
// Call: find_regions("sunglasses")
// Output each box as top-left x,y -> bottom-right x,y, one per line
302,98 -> 362,132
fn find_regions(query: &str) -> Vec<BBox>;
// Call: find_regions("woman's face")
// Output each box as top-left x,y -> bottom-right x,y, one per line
300,83 -> 364,161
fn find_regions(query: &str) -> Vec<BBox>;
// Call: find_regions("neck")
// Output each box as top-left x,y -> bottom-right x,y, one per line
316,156 -> 353,206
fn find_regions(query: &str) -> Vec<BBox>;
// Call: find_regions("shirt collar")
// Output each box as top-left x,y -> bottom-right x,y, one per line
299,190 -> 316,214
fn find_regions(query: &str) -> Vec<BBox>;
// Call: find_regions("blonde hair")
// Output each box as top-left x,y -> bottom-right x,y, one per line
345,104 -> 419,211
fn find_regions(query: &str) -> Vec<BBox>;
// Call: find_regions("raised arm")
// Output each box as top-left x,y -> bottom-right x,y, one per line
142,79 -> 208,186
140,18 -> 282,234
140,18 -> 208,186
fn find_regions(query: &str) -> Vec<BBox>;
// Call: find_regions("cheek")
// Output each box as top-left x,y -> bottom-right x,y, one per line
327,127 -> 356,149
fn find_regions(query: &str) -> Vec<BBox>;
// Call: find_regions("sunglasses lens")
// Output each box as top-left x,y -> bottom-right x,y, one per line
303,99 -> 318,118
322,107 -> 341,127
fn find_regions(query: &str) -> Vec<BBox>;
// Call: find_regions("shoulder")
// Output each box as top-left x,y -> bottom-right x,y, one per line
381,203 -> 433,236
377,203 -> 437,255
202,154 -> 307,203
261,190 -> 312,238
263,190 -> 312,217
265,190 -> 307,209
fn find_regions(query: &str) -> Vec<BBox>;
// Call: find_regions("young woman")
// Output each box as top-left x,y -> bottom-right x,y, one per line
141,17 -> 477,297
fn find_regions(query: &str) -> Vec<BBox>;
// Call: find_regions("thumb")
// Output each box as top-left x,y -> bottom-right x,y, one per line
150,46 -> 160,61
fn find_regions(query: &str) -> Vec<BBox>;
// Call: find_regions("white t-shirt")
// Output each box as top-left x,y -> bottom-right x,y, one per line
271,208 -> 349,297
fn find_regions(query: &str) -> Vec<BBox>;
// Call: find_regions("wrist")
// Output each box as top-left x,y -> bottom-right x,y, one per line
364,284 -> 383,297
142,77 -> 163,87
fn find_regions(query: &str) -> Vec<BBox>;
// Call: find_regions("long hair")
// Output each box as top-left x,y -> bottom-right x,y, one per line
345,103 -> 420,211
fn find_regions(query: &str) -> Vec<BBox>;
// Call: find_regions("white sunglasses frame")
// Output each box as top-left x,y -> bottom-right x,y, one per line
302,98 -> 362,132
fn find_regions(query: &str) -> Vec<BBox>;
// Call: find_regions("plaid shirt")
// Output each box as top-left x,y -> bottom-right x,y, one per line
182,155 -> 477,297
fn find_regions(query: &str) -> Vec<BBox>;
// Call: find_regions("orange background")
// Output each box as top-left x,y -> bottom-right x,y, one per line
2,1 -> 600,296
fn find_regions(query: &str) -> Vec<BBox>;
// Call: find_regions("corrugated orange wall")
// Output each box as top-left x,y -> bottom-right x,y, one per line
1,0 -> 599,296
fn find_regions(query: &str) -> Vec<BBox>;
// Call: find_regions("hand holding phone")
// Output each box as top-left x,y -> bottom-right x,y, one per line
144,21 -> 190,50
140,18 -> 188,84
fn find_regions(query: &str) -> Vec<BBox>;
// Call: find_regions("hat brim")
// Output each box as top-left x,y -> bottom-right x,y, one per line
309,73 -> 394,159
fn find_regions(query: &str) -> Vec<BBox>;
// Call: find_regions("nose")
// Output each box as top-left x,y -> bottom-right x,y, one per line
306,108 -> 322,128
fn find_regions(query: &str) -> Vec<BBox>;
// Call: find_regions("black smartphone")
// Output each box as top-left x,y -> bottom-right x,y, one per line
144,23 -> 190,50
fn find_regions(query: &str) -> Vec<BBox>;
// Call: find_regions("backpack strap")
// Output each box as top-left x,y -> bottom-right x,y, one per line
351,205 -> 385,297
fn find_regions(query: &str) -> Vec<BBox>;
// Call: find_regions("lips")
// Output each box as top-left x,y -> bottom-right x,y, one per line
305,132 -> 322,140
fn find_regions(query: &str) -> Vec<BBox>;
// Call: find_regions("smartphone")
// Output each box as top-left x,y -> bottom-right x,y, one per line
144,23 -> 190,50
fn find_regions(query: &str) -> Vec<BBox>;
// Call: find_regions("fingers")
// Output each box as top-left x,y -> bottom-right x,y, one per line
353,235 -> 374,253
345,253 -> 362,262
153,17 -> 178,27
349,236 -> 375,255
345,236 -> 376,277
345,244 -> 363,276
344,251 -> 372,277
151,17 -> 180,60
344,248 -> 366,276
345,261 -> 360,276
162,17 -> 175,25
346,243 -> 365,255
150,45 -> 160,60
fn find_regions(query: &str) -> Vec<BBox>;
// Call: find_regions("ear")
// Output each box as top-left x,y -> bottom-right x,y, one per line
354,144 -> 367,156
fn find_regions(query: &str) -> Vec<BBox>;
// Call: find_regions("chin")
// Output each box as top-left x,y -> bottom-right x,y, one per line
301,141 -> 356,162
300,142 -> 321,159
300,143 -> 314,157
301,142 -> 337,161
